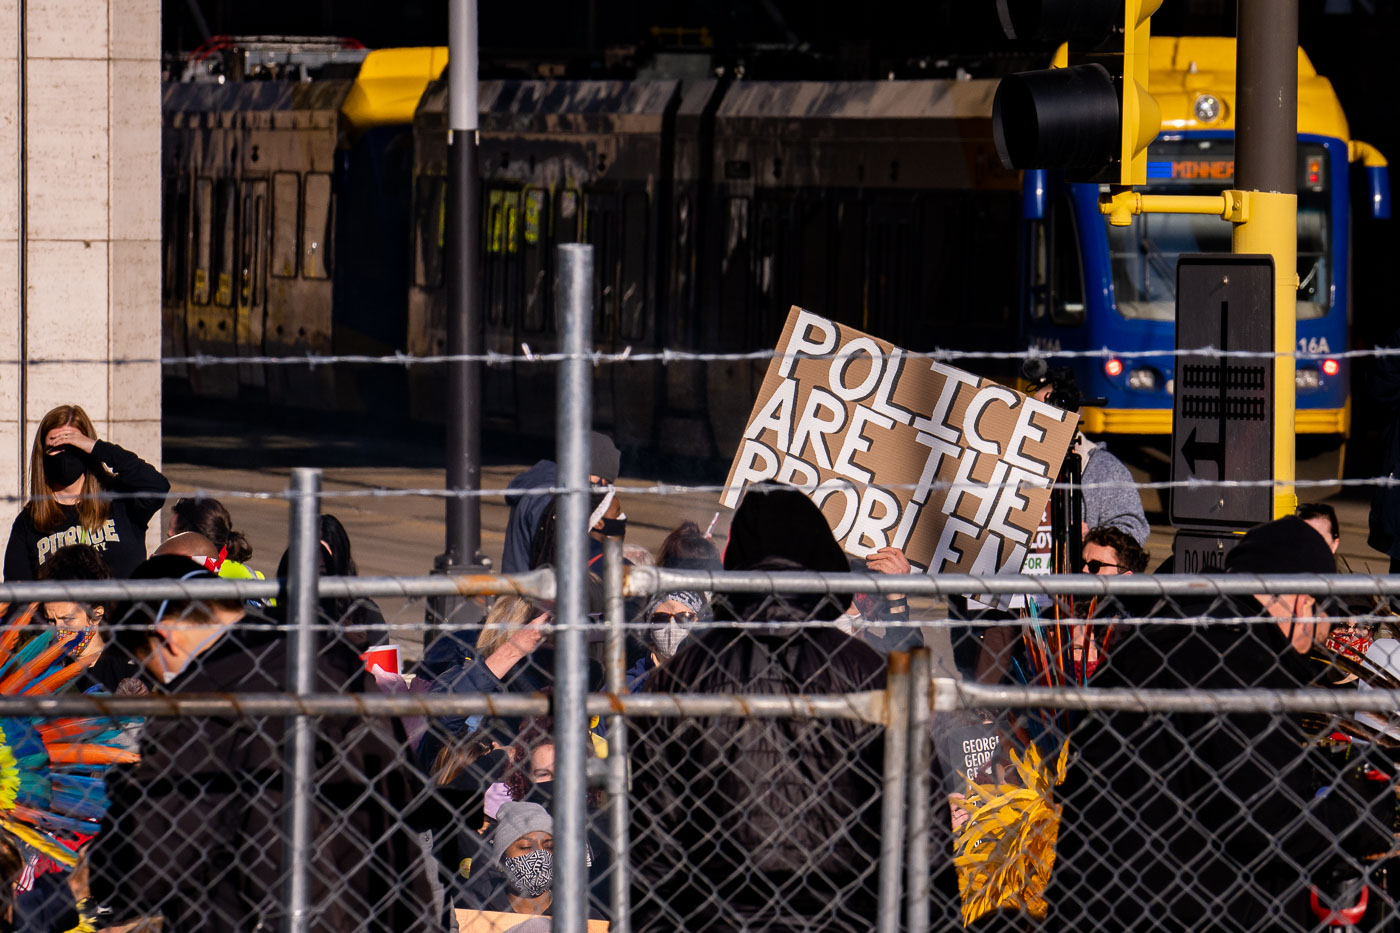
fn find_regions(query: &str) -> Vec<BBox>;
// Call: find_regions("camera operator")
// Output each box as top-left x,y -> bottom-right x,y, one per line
1022,360 -> 1149,547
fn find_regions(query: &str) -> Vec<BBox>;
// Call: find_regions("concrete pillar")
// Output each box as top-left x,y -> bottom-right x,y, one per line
0,0 -> 162,562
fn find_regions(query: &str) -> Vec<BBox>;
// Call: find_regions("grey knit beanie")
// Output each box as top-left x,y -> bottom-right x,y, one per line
491,801 -> 553,865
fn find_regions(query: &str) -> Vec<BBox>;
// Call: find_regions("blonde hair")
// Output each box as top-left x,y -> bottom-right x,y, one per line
26,405 -> 111,534
475,595 -> 539,657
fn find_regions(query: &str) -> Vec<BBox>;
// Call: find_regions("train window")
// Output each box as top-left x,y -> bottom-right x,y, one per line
301,173 -> 333,280
214,180 -> 236,307
271,172 -> 299,278
1296,207 -> 1330,320
485,189 -> 505,325
673,192 -> 695,345
414,176 -> 446,288
556,190 -> 580,243
522,188 -> 549,332
619,192 -> 647,340
240,186 -> 264,307
191,177 -> 212,305
586,193 -> 618,334
1046,196 -> 1085,326
831,200 -> 866,329
718,197 -> 750,350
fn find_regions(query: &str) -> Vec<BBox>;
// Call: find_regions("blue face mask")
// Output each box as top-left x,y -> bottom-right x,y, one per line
502,848 -> 552,898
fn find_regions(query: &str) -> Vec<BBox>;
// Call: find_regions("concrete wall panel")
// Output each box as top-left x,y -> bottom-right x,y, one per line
0,0 -> 160,572
25,57 -> 108,241
24,238 -> 108,360
27,0 -> 109,61
108,0 -> 157,62
109,58 -> 158,241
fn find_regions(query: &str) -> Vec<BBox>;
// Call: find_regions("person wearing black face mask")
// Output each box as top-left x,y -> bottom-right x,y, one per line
4,404 -> 170,581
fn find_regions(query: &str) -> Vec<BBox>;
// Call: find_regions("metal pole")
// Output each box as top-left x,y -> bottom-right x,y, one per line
1234,0 -> 1298,518
877,651 -> 911,933
433,0 -> 487,630
904,649 -> 932,932
554,243 -> 594,932
603,535 -> 632,931
281,468 -> 320,933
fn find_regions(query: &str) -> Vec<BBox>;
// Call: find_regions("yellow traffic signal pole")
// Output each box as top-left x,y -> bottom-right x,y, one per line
1102,0 -> 1299,518
1235,0 -> 1299,519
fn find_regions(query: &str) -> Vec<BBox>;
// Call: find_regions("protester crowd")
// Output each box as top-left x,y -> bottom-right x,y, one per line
0,397 -> 1397,932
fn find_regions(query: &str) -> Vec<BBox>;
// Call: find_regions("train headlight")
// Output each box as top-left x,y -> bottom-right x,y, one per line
1193,94 -> 1222,124
1296,367 -> 1321,390
1104,358 -> 1124,378
1321,358 -> 1340,377
1127,367 -> 1161,391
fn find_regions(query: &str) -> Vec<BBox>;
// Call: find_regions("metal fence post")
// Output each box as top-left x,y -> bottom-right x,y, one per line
877,650 -> 911,933
282,467 -> 320,933
554,243 -> 593,933
603,535 -> 632,932
905,648 -> 933,933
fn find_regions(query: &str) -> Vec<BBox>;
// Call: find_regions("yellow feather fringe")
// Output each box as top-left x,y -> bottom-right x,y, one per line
1,818 -> 77,868
951,740 -> 1069,927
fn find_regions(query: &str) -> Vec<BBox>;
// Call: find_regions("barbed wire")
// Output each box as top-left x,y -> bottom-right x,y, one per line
10,343 -> 1400,368
4,474 -> 1397,507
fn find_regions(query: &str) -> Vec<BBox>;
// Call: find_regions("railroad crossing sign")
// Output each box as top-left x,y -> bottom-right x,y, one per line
1169,255 -> 1275,529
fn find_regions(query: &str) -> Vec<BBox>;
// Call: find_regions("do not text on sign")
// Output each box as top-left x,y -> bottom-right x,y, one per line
720,308 -> 1079,574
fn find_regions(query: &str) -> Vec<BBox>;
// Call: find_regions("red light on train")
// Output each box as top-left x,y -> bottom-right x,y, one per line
1307,156 -> 1321,185
1105,358 -> 1124,377
1322,358 -> 1340,377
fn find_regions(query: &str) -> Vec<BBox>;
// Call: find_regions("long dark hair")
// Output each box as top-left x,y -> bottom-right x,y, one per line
657,520 -> 721,568
171,497 -> 253,563
25,405 -> 113,535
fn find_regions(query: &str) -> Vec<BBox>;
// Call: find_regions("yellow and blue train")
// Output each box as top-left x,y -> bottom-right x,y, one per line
161,37 -> 1386,469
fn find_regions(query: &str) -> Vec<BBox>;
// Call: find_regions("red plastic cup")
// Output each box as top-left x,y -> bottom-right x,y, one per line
360,643 -> 402,676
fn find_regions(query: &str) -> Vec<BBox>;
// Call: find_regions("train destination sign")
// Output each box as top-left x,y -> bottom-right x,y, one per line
721,307 -> 1080,574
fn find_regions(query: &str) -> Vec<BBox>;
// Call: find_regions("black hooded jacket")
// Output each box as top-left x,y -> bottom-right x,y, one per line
88,626 -> 438,932
627,486 -> 893,931
1047,599 -> 1393,931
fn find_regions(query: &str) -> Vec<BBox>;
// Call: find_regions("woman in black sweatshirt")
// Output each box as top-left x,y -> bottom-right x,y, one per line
4,404 -> 170,580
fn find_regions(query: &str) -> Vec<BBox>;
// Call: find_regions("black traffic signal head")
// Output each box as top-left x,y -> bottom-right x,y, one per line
992,0 -> 1163,186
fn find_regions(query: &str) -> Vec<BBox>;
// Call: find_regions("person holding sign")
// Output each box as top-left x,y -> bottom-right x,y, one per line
629,486 -> 961,930
1022,363 -> 1149,546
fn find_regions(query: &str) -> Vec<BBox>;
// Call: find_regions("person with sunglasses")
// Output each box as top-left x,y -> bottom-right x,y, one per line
1072,526 -> 1149,678
626,591 -> 706,690
1081,525 -> 1148,577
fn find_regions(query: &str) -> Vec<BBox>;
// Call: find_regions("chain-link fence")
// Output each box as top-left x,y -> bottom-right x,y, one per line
4,520 -> 1400,932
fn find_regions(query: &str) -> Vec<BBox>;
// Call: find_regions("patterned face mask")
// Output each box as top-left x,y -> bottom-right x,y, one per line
503,848 -> 553,898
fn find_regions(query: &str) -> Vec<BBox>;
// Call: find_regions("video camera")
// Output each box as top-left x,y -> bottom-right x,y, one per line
1020,358 -> 1106,414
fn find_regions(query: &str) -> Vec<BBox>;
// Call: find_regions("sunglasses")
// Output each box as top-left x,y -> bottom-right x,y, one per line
650,610 -> 698,625
1083,560 -> 1127,574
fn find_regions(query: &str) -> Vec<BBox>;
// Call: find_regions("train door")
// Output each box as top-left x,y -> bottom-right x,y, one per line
585,190 -> 620,430
236,179 -> 268,392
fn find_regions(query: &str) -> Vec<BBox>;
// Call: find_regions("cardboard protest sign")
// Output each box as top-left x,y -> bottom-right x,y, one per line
457,909 -> 609,932
720,307 -> 1079,575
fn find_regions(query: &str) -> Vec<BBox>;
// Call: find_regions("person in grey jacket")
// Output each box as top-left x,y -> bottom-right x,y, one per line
1074,434 -> 1150,545
1026,365 -> 1149,546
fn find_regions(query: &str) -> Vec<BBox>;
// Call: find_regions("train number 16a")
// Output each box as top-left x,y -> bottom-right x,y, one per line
1298,337 -> 1331,355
